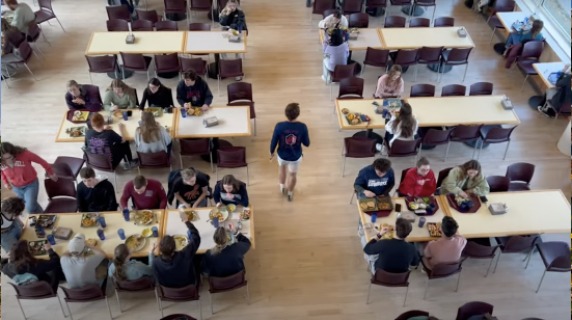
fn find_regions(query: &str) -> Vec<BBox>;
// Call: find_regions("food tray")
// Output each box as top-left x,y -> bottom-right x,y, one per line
37,215 -> 57,229
133,210 -> 154,225
86,238 -> 98,247
344,113 -> 370,125
66,110 -> 90,123
427,223 -> 442,237
28,240 -> 47,256
209,208 -> 229,222
446,193 -> 482,213
187,108 -> 203,117
359,197 -> 393,217
405,197 -> 439,216
66,126 -> 87,138
145,107 -> 163,118
80,213 -> 100,228
174,235 -> 189,251
125,235 -> 146,253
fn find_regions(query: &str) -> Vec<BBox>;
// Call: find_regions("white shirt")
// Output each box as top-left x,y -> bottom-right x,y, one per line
385,115 -> 418,146
318,14 -> 349,29
60,251 -> 105,289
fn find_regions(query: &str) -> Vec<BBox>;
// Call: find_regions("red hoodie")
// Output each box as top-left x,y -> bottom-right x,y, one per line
398,167 -> 437,197
1,150 -> 54,188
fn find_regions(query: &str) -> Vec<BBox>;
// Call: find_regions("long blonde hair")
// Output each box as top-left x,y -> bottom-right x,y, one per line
210,227 -> 230,255
139,111 -> 161,143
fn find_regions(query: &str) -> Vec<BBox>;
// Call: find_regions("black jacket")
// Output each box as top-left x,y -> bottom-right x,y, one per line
363,238 -> 419,273
202,233 -> 251,277
76,178 -> 118,212
549,73 -> 571,112
2,248 -> 61,291
175,77 -> 213,107
140,86 -> 175,109
219,9 -> 247,31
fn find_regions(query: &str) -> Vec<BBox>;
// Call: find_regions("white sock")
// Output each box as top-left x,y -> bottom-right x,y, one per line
280,184 -> 285,191
288,191 -> 293,196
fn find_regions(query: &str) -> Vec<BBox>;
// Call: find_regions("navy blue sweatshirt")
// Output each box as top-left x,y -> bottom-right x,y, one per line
202,233 -> 251,277
77,178 -> 118,212
153,221 -> 201,288
213,180 -> 249,207
175,77 -> 213,107
354,165 -> 395,196
363,238 -> 419,273
270,121 -> 310,161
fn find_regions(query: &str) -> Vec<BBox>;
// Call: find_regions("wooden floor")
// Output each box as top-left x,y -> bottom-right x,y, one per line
1,0 -> 570,319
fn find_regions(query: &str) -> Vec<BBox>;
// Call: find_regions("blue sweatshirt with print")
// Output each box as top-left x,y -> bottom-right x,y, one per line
270,121 -> 310,161
354,165 -> 395,196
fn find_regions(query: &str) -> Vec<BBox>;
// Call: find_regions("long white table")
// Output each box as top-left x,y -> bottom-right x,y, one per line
185,31 -> 247,54
85,32 -> 186,55
174,106 -> 252,138
378,27 -> 475,49
318,28 -> 383,51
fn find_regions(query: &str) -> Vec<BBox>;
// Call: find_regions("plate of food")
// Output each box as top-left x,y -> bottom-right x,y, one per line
141,228 -> 153,238
28,240 -> 47,256
187,108 -> 203,117
345,112 -> 370,125
405,196 -> 439,216
81,213 -> 100,228
209,208 -> 229,222
173,235 -> 189,251
240,208 -> 251,220
133,210 -> 154,225
145,107 -> 163,118
125,235 -> 147,253
359,198 -> 378,212
375,223 -> 394,239
66,126 -> 87,138
86,238 -> 98,247
427,222 -> 442,238
446,193 -> 481,213
112,110 -> 124,119
179,209 -> 199,221
37,215 -> 57,228
67,110 -> 90,123
376,196 -> 393,211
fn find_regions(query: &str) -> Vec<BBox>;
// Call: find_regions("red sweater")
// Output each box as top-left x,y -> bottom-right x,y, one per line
398,168 -> 437,197
1,150 -> 54,188
120,179 -> 167,210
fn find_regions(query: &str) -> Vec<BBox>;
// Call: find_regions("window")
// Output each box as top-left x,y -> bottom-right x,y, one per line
538,0 -> 571,39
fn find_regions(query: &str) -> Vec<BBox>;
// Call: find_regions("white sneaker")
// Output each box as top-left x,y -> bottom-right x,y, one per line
321,75 -> 327,82
375,143 -> 382,152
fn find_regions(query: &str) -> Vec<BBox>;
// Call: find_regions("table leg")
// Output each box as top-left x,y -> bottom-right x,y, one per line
353,130 -> 383,145
107,66 -> 134,80
401,5 -> 425,17
207,53 -> 221,80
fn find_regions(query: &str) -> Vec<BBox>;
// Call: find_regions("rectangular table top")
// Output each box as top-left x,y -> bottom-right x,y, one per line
335,96 -> 520,130
85,31 -> 186,55
185,31 -> 247,54
378,27 -> 475,50
496,12 -> 531,32
161,207 -> 255,254
532,62 -> 568,90
56,109 -> 175,143
319,28 -> 383,51
174,106 -> 251,138
19,210 -> 165,258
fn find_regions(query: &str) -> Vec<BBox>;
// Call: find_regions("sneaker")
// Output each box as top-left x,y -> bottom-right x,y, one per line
234,76 -> 243,81
287,193 -> 293,202
375,143 -> 382,152
280,185 -> 286,195
537,106 -> 553,118
321,75 -> 327,82
122,159 -> 139,170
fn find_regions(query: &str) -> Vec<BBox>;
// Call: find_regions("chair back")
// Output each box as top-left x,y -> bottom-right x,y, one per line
486,175 -> 510,192
158,283 -> 199,301
106,5 -> 131,21
428,261 -> 462,278
501,235 -> 538,253
421,128 -> 452,145
344,137 -> 376,158
154,53 -> 180,73
84,150 -> 115,172
395,310 -> 429,320
451,125 -> 482,141
107,19 -> 129,31
409,17 -> 430,27
179,57 -> 207,76
331,63 -> 356,83
10,281 -> 56,299
180,138 -> 210,156
505,162 -> 535,184
441,84 -> 466,96
132,19 -> 154,31
363,47 -> 390,67
388,139 -> 421,157
417,46 -> 443,64
16,41 -> 33,62
188,23 -> 211,31
482,126 -> 516,143
86,55 -> 117,73
136,9 -> 160,24
415,0 -> 436,5
60,285 -> 106,302
219,59 -> 244,78
469,82 -> 493,96
190,0 -> 212,10
394,49 -> 419,67
519,40 -> 544,60
83,84 -> 103,111
410,84 -> 435,97
155,21 -> 179,31
338,77 -> 364,98
371,269 -> 410,287
114,277 -> 155,292
348,13 -> 369,28
342,0 -> 363,14
462,241 -> 499,259
492,0 -> 516,13
160,314 -> 198,320
436,167 -> 453,187
45,178 -> 76,199
312,0 -> 335,15
164,0 -> 187,12
217,147 -> 247,168
138,151 -> 170,168
384,15 -> 406,28
434,16 -> 454,27
26,21 -> 41,42
120,52 -> 147,69
455,301 -> 494,320
227,82 -> 253,104
537,242 -> 571,271
38,0 -> 55,12
366,0 -> 387,7
208,270 -> 247,293
445,47 -> 472,64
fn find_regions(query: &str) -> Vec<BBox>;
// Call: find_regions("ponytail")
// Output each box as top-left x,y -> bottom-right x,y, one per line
112,244 -> 130,281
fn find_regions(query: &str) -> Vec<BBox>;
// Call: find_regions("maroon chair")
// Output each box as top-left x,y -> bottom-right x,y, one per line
156,283 -> 202,319
164,0 -> 188,21
136,9 -> 162,26
393,49 -> 419,74
217,146 -> 249,185
436,167 -> 453,191
362,47 -> 390,74
462,241 -> 500,277
455,301 -> 494,320
367,269 -> 411,306
486,175 -> 510,192
81,85 -> 103,111
488,0 -> 516,43
338,77 -> 364,99
415,46 -> 443,81
4,41 -> 36,81
137,151 -> 171,174
478,126 -> 516,160
227,82 -> 257,135
409,17 -> 430,28
505,162 -> 534,191
419,128 -> 453,161
433,16 -> 454,27
516,41 -> 544,90
85,55 -> 118,83
328,63 -> 356,100
384,15 -> 406,28
155,20 -> 179,31
83,150 -> 118,187
395,310 -> 430,320
348,13 -> 369,28
469,82 -> 493,96
52,156 -> 85,181
60,285 -> 113,320
493,235 -> 539,273
161,314 -> 198,320
441,84 -> 466,96
311,0 -> 336,20
342,0 -> 364,15
154,53 -> 181,78
120,52 -> 153,79
420,259 -> 463,299
534,241 -> 571,293
179,138 -> 213,171
10,281 -> 67,320
112,277 -> 155,313
342,137 -> 376,176
413,0 -> 436,21
410,83 -> 435,97
190,0 -> 213,15
208,270 -> 249,314
132,19 -> 155,31
366,0 -> 388,12
44,178 -> 77,213
218,59 -> 244,96
25,21 -> 48,55
107,19 -> 129,31
35,0 -> 65,31
447,124 -> 483,160
179,57 -> 208,77
439,47 -> 473,82
386,139 -> 421,158
106,5 -> 131,21
188,22 -> 211,31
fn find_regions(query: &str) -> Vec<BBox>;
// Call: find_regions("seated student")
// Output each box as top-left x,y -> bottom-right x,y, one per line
219,0 -> 247,31
423,216 -> 466,270
60,233 -> 108,289
382,102 -> 418,149
398,157 -> 437,197
139,78 -> 175,110
322,28 -> 349,83
0,197 -> 25,253
318,9 -> 348,29
2,0 -> 35,34
354,158 -> 395,198
65,80 -> 102,111
374,65 -> 405,99
120,175 -> 167,210
85,113 -> 137,169
213,174 -> 249,207
505,20 -> 544,51
77,167 -> 118,213
2,240 -> 62,292
103,79 -> 138,111
172,168 -> 210,208
363,218 -> 419,274
441,160 -> 490,197
202,225 -> 251,277
108,243 -> 154,282
1,17 -> 25,79
537,64 -> 571,118
176,70 -> 213,111
152,215 -> 200,288
134,111 -> 172,154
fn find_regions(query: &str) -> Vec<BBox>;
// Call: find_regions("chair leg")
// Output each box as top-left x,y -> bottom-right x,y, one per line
535,269 -> 547,293
492,251 -> 502,273
423,278 -> 430,300
402,285 -> 409,307
349,192 -> 355,204
179,154 -> 184,168
113,173 -> 117,189
23,63 -> 38,81
89,72 -> 93,84
210,293 -> 215,315
16,298 -> 27,320
444,141 -> 451,161
520,75 -> 529,91
115,289 -> 122,312
342,156 -> 347,177
462,62 -> 469,82
198,298 -> 203,320
105,297 -> 113,320
414,63 -> 418,82
245,283 -> 250,304
489,28 -> 497,43
503,140 -> 510,160
524,249 -> 533,269
478,138 -> 484,160
218,75 -> 221,96
56,294 -> 68,318
65,301 -> 74,320
366,283 -> 372,304
56,18 -> 66,32
484,256 -> 495,277
209,152 -> 214,173
215,167 -> 218,181
471,140 -> 478,159
455,271 -> 461,292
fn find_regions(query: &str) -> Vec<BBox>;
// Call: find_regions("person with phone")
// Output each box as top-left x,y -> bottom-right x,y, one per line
398,157 -> 437,197
537,64 -> 571,118
219,0 -> 247,33
139,78 -> 175,110
374,65 -> 405,99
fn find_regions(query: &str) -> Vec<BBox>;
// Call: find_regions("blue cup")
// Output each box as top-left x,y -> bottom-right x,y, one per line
418,217 -> 426,228
382,100 -> 389,107
370,214 -> 377,224
97,228 -> 105,240
151,226 -> 159,237
47,234 -> 56,245
180,108 -> 187,118
117,228 -> 126,240
122,111 -> 128,121
97,216 -> 107,228
35,226 -> 46,238
122,209 -> 130,221
211,218 -> 220,228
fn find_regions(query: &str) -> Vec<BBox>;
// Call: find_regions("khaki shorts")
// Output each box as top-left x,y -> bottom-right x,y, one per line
277,155 -> 302,173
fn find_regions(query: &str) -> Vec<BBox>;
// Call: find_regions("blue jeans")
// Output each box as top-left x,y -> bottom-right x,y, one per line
1,221 -> 23,253
12,179 -> 43,214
